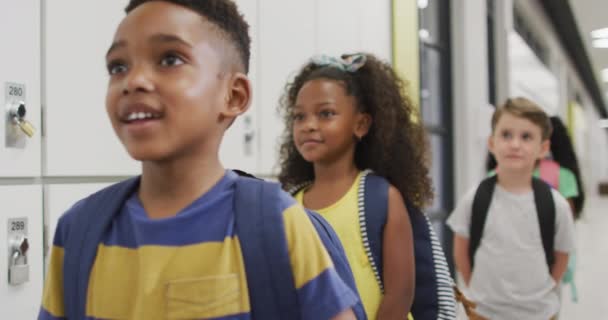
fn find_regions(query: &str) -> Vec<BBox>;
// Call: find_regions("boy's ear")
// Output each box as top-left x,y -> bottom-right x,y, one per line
221,73 -> 252,118
539,139 -> 551,159
354,112 -> 372,140
487,135 -> 495,154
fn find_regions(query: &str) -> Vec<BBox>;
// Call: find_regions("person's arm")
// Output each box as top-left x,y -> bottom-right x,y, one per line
567,198 -> 576,218
331,309 -> 356,320
551,252 -> 569,284
453,234 -> 472,286
376,186 -> 415,320
39,223 -> 68,319
282,204 -> 359,320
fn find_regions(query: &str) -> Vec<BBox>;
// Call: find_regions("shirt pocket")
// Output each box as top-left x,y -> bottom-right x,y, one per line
165,273 -> 246,319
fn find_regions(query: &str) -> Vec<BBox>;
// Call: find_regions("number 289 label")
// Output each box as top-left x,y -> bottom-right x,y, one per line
7,218 -> 28,236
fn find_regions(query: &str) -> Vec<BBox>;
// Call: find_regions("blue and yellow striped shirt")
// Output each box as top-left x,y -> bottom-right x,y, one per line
40,171 -> 357,320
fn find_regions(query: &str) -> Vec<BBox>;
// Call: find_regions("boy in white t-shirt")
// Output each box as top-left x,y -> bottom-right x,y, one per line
448,97 -> 575,320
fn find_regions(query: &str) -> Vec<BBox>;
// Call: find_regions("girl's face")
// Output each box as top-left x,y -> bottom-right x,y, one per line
292,78 -> 370,165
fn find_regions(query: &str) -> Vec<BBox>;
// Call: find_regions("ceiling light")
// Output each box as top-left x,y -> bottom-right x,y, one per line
593,39 -> 608,48
419,29 -> 430,40
599,119 -> 608,129
602,69 -> 608,82
591,28 -> 608,39
418,0 -> 429,9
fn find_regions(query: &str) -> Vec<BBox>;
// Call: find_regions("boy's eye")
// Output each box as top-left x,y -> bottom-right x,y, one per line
501,131 -> 512,139
107,61 -> 128,75
160,53 -> 185,67
522,132 -> 532,141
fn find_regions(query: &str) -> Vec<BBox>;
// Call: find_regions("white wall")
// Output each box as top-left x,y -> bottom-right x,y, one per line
509,32 -> 560,116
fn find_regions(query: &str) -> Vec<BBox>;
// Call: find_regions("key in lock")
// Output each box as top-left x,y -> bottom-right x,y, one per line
8,237 -> 29,286
10,102 -> 35,138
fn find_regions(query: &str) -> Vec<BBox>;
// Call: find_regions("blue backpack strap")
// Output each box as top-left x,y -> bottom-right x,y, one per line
234,176 -> 300,320
409,204 -> 457,320
305,209 -> 367,320
63,177 -> 140,319
361,172 -> 389,289
363,172 -> 457,320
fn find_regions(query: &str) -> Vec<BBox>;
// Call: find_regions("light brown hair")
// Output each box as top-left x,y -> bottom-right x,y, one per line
491,97 -> 553,140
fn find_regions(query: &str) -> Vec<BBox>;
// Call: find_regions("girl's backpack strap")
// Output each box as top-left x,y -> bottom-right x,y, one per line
234,176 -> 300,320
361,170 -> 457,319
360,171 -> 388,291
539,159 -> 560,189
63,177 -> 140,319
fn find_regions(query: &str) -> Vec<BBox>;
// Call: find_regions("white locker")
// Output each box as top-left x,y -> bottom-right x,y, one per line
44,1 -> 139,176
316,0 -> 360,57
0,0 -> 42,177
317,0 -> 391,61
258,0 -> 316,176
358,0 -> 392,62
0,185 -> 44,319
220,0 -> 259,174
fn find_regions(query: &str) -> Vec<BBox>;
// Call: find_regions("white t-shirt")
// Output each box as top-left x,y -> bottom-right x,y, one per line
447,184 -> 575,320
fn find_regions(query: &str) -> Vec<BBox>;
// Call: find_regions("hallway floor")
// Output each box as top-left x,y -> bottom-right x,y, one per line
560,195 -> 608,318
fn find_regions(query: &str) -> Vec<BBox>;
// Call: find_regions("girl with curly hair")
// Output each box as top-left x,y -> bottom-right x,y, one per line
277,53 -> 434,320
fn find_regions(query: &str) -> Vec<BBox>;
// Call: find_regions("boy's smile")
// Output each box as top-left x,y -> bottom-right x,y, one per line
105,1 -> 232,162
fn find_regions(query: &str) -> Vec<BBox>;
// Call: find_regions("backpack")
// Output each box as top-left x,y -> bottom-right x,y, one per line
360,171 -> 457,320
291,170 -> 457,320
469,175 -> 555,270
538,159 -> 560,190
61,172 -> 366,320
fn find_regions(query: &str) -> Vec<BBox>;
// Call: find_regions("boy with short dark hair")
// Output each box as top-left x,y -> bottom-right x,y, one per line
448,97 -> 575,320
39,1 -> 358,319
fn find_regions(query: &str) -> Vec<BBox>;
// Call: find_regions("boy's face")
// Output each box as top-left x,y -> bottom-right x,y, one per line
489,112 -> 550,174
105,2 -> 250,162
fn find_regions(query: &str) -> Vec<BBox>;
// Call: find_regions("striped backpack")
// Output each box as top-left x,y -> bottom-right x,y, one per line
292,170 -> 458,319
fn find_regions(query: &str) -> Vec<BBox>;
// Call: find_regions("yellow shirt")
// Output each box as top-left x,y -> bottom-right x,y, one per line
296,172 -> 413,320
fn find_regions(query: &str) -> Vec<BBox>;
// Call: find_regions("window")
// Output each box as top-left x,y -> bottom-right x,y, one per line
418,0 -> 453,252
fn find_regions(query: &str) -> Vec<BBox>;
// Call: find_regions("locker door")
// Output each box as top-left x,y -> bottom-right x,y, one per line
258,0 -> 316,176
316,0 -> 360,56
44,1 -> 139,176
358,0 -> 392,61
0,185 -> 43,319
0,0 -> 41,177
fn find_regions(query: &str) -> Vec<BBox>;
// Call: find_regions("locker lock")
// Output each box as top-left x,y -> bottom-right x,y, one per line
7,100 -> 35,138
8,236 -> 29,286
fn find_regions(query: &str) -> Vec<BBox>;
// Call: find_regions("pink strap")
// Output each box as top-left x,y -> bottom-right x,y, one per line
539,159 -> 560,189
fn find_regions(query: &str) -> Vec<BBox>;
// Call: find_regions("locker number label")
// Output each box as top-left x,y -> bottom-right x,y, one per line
5,82 -> 26,99
7,218 -> 28,236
